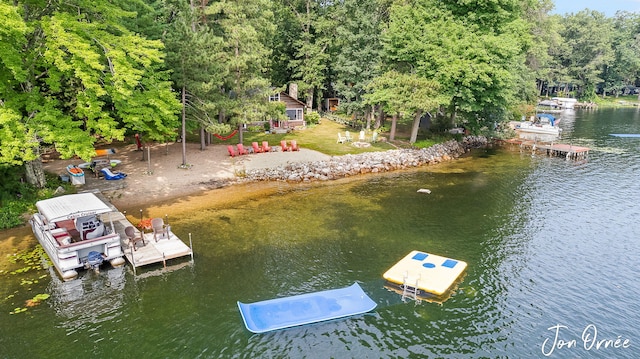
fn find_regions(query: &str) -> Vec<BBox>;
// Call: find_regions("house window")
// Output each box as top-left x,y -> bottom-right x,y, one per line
286,109 -> 297,120
269,93 -> 280,102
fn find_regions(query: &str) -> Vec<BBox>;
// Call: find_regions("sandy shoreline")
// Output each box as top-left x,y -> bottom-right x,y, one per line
43,141 -> 331,209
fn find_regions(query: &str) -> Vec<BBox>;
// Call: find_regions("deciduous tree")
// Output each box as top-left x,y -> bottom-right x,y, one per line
0,0 -> 180,187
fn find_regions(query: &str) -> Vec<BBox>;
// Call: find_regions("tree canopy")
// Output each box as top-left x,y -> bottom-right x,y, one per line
1,0 -> 180,186
3,0 -> 640,186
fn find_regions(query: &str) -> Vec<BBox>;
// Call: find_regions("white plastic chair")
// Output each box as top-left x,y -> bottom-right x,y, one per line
345,131 -> 353,142
151,218 -> 169,242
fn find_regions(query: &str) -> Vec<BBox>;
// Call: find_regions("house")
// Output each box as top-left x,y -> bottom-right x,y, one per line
269,85 -> 306,131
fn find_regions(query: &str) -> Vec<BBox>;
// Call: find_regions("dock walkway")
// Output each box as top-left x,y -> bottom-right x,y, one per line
504,139 -> 590,160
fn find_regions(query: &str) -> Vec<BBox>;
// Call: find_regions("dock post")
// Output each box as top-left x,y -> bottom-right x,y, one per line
130,245 -> 136,276
189,233 -> 194,261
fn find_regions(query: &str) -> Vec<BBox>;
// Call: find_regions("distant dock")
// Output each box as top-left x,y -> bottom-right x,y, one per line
504,139 -> 590,160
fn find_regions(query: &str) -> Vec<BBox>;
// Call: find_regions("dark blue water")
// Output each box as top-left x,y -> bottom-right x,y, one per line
1,108 -> 639,358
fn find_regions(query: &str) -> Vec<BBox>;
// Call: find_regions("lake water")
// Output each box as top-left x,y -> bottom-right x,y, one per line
1,108 -> 640,358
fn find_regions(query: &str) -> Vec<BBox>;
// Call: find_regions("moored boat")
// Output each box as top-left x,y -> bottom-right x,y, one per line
510,113 -> 562,138
30,193 -> 126,280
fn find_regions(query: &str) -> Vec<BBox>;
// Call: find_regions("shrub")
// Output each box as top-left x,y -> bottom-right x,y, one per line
306,111 -> 321,125
0,168 -> 74,229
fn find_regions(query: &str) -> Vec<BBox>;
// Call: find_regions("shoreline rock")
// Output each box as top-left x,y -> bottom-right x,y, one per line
239,136 -> 488,183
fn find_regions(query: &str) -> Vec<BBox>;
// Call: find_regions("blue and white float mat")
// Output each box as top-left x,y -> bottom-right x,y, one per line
237,282 -> 377,334
610,134 -> 640,138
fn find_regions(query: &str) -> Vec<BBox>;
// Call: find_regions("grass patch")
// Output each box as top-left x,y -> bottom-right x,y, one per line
209,120 -> 397,156
593,95 -> 639,108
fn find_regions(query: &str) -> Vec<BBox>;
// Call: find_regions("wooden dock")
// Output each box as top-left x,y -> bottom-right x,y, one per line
504,139 -> 590,160
121,228 -> 193,269
101,206 -> 194,274
88,191 -> 194,274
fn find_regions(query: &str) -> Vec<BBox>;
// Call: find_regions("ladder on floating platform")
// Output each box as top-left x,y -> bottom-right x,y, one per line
401,274 -> 422,304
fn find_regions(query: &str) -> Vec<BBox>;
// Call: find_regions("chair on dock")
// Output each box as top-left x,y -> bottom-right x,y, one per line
125,226 -> 145,251
151,218 -> 169,242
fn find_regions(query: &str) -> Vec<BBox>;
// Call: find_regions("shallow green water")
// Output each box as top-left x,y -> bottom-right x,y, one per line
1,108 -> 640,358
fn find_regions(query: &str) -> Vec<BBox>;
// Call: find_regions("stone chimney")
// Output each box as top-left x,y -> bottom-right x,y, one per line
289,83 -> 298,100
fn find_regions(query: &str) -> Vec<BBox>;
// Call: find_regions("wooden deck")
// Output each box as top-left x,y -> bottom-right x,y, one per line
101,207 -> 193,273
504,139 -> 590,160
122,231 -> 193,268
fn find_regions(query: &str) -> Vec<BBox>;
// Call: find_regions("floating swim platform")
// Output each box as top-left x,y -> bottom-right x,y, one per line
237,283 -> 376,333
610,134 -> 640,138
383,250 -> 467,297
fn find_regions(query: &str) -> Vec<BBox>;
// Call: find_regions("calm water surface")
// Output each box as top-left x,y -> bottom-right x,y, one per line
1,108 -> 640,358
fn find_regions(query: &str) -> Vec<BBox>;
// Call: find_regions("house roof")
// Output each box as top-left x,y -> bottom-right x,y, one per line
278,92 -> 306,108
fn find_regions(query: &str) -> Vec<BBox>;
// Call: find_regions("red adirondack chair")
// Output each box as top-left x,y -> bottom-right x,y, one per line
252,142 -> 264,153
237,143 -> 249,155
280,140 -> 291,152
290,140 -> 300,151
227,145 -> 238,157
261,141 -> 272,152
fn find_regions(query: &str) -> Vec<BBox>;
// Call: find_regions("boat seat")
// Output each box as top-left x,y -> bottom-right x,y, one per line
56,236 -> 72,246
84,222 -> 105,240
56,219 -> 76,232
50,228 -> 67,236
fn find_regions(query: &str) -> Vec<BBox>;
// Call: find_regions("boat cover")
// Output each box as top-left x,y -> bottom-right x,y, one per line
36,193 -> 113,223
237,283 -> 376,333
383,250 -> 467,296
610,134 -> 640,138
536,113 -> 556,126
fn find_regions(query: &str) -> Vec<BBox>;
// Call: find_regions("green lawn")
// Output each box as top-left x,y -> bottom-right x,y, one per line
595,95 -> 640,108
209,119 -> 397,156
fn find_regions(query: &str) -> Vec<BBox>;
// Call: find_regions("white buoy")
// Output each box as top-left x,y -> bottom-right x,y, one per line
417,189 -> 431,194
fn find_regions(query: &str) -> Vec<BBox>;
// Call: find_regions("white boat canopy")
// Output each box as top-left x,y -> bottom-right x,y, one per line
35,193 -> 113,223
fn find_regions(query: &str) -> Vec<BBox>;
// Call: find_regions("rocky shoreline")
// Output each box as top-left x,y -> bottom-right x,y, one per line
240,136 -> 489,183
